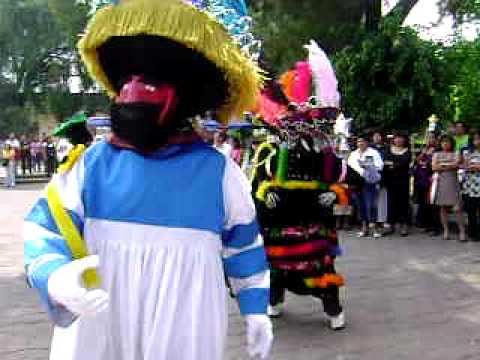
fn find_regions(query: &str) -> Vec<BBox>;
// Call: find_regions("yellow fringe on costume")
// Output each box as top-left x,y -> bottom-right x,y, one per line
78,0 -> 263,123
57,145 -> 86,174
249,142 -> 277,183
256,179 -> 330,202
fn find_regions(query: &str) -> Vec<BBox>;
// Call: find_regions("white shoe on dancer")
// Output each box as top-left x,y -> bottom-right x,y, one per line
267,303 -> 284,318
328,311 -> 346,330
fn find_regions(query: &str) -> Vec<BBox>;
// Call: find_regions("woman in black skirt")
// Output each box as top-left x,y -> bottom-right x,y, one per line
383,133 -> 412,236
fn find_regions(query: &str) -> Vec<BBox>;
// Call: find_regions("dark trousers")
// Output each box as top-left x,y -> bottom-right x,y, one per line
387,181 -> 410,224
32,154 -> 42,172
270,269 -> 343,317
416,187 -> 441,231
357,183 -> 378,224
21,155 -> 32,175
465,196 -> 480,239
46,156 -> 57,177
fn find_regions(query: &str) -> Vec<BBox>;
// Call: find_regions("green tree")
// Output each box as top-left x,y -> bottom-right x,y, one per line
251,0 -> 420,72
445,37 -> 480,126
334,18 -> 455,132
0,0 -> 108,136
0,0 -> 65,103
439,0 -> 480,23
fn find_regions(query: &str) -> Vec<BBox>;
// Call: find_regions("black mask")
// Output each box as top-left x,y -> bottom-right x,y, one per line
110,103 -> 181,152
66,125 -> 93,146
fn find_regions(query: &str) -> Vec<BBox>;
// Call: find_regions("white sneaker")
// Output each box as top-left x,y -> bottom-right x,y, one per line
329,311 -> 346,330
267,303 -> 284,318
373,231 -> 382,239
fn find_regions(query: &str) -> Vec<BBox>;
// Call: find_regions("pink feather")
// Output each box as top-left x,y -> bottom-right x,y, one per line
292,61 -> 312,104
306,40 -> 340,108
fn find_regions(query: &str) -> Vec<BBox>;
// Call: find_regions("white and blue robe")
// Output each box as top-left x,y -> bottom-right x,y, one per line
24,140 -> 270,360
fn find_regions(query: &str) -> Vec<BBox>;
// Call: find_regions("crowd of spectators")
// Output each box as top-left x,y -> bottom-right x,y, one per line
346,122 -> 480,242
5,121 -> 480,243
1,133 -> 58,188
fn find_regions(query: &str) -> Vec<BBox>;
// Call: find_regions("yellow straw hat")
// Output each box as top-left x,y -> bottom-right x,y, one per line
78,0 -> 263,123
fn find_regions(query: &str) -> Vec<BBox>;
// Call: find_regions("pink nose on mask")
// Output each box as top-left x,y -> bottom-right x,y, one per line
116,76 -> 179,123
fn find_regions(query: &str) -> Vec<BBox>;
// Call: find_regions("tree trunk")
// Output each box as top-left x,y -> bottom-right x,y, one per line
364,0 -> 382,31
385,0 -> 420,25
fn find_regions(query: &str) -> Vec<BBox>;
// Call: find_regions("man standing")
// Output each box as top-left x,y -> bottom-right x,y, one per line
30,137 -> 43,173
20,135 -> 32,175
5,133 -> 20,177
45,136 -> 57,177
455,121 -> 470,153
2,143 -> 16,188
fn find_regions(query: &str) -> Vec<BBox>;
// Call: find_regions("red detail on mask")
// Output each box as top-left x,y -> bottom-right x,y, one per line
116,76 -> 178,123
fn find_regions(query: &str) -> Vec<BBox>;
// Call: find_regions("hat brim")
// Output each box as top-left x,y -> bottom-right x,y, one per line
78,0 -> 263,123
53,113 -> 88,137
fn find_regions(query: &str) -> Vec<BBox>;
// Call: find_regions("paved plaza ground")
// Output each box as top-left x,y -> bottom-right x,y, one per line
1,184 -> 480,359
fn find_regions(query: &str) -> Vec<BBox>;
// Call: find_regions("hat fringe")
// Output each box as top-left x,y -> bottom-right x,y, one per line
78,0 -> 263,123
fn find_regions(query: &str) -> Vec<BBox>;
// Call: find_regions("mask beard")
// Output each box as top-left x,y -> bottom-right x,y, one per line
110,103 -> 178,153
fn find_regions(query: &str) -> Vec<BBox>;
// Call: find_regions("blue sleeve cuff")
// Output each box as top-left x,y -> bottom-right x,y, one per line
224,246 -> 269,279
28,257 -> 76,327
222,220 -> 260,248
237,288 -> 269,315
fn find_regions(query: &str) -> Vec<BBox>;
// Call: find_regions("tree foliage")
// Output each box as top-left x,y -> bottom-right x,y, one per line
0,0 -> 107,137
445,37 -> 480,126
334,18 -> 455,132
0,0 -> 478,137
438,0 -> 480,23
251,0 -> 366,72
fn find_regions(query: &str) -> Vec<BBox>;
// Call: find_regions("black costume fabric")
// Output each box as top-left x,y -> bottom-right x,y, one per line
383,148 -> 412,224
65,124 -> 93,146
252,138 -> 345,315
98,36 -> 229,121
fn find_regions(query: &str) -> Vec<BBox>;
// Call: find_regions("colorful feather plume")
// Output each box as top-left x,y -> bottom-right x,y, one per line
305,39 -> 340,108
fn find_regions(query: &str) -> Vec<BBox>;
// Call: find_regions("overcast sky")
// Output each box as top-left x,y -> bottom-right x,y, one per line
385,0 -> 478,42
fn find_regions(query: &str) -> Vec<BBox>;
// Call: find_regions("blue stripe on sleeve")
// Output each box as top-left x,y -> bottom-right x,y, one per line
25,198 -> 84,236
27,257 -> 76,327
224,246 -> 268,279
222,220 -> 259,248
237,288 -> 269,315
24,234 -> 73,267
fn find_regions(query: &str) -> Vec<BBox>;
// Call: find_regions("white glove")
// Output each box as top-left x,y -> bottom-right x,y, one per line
245,315 -> 274,359
48,255 -> 109,317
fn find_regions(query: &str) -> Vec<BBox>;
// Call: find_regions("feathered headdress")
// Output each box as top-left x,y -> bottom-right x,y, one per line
305,39 -> 341,109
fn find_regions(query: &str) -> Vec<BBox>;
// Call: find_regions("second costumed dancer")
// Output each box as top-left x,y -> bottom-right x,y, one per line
252,41 -> 349,330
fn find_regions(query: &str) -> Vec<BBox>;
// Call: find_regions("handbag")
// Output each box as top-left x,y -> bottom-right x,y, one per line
429,173 -> 439,205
